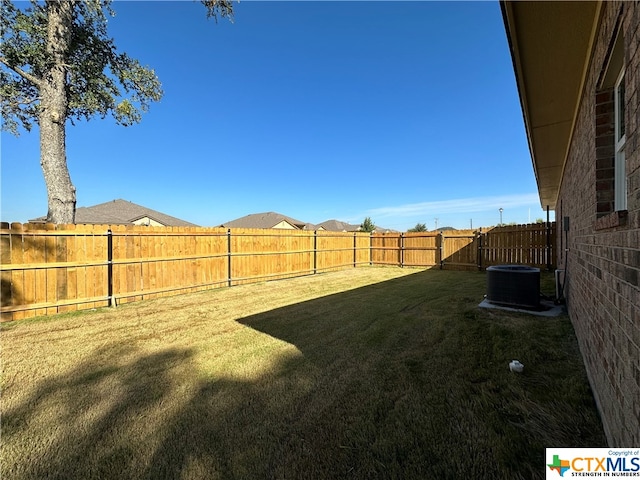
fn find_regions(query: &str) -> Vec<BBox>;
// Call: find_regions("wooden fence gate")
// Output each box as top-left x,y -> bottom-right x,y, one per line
371,223 -> 555,271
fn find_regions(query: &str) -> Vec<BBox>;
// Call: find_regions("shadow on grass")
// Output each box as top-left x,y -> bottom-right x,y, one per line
236,270 -> 606,478
2,270 -> 605,480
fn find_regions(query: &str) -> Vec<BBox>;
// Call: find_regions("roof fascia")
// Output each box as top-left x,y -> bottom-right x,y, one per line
500,1 -> 603,210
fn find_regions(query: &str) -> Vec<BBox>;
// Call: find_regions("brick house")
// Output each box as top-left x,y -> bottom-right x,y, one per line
502,1 -> 639,446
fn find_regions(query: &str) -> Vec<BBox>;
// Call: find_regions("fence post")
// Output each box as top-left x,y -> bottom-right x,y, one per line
477,227 -> 483,271
227,229 -> 232,287
369,233 -> 373,266
438,231 -> 444,270
353,232 -> 357,268
313,230 -> 317,274
107,229 -> 115,307
400,233 -> 404,268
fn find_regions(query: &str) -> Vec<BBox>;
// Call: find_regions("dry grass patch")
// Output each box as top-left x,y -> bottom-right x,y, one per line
1,267 -> 605,479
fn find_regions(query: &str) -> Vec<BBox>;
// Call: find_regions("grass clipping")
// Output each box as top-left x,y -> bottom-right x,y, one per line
1,267 -> 605,479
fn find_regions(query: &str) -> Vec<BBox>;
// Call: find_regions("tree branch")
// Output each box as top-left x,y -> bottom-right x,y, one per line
0,56 -> 43,88
5,94 -> 40,108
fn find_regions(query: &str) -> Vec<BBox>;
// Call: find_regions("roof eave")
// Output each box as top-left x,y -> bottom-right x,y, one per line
501,1 -> 603,210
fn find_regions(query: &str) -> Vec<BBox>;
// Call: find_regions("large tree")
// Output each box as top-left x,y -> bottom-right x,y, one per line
1,0 -> 232,223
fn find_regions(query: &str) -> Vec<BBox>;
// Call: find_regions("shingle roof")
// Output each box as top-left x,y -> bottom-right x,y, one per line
317,219 -> 362,232
221,213 -> 396,233
221,212 -> 310,230
29,199 -> 198,227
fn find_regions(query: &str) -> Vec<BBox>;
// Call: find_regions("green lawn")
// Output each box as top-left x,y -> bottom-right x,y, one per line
1,267 -> 606,479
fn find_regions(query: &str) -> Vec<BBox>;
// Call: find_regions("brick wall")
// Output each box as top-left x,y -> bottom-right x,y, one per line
557,1 -> 640,446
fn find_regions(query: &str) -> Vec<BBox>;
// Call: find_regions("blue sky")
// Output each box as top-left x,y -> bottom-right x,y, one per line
1,1 -> 551,230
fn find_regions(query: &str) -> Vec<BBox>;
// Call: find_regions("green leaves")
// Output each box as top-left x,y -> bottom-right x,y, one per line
201,0 -> 234,21
0,0 -> 163,132
360,217 -> 376,233
0,0 -> 236,132
1,1 -> 47,73
408,223 -> 427,233
1,0 -> 233,223
0,70 -> 39,133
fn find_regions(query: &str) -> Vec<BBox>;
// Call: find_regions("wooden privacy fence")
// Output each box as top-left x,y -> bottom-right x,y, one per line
371,223 -> 556,271
0,222 -> 555,321
0,224 -> 371,321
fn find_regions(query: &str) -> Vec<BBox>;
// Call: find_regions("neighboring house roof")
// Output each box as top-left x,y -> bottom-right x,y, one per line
221,212 -> 311,230
221,212 -> 396,233
29,199 -> 198,227
317,220 -> 362,232
501,1 -> 601,209
316,219 -> 397,233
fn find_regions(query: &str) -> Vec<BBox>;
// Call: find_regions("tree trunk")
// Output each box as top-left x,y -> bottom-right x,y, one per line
40,0 -> 75,224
